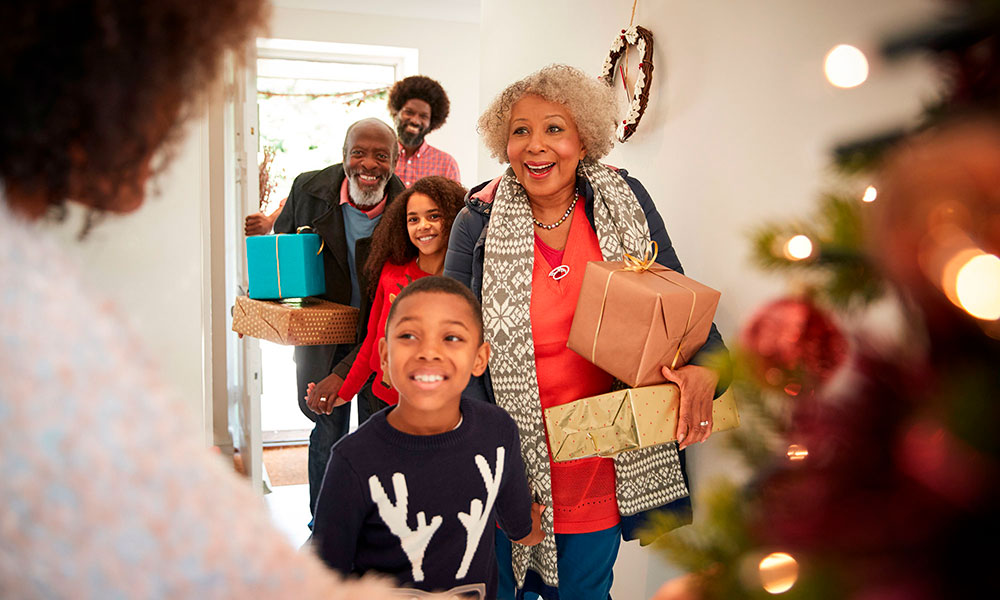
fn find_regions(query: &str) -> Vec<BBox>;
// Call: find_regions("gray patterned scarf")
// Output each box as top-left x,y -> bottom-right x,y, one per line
482,161 -> 689,589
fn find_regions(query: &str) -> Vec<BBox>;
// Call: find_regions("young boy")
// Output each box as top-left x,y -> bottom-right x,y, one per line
312,276 -> 544,599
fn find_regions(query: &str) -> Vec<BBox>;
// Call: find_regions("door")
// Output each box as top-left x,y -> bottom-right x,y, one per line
225,43 -> 265,493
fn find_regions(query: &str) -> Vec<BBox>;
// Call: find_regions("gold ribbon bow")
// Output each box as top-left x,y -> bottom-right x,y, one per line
622,240 -> 658,272
295,225 -> 326,255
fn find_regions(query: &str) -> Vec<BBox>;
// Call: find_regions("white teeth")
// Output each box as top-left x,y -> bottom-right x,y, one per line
360,175 -> 377,181
527,163 -> 555,172
417,235 -> 435,242
413,374 -> 444,383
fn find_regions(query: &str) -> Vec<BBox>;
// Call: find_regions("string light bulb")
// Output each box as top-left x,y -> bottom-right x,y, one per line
862,185 -> 877,203
759,552 -> 799,594
824,44 -> 869,88
783,235 -> 814,261
786,444 -> 809,461
954,253 -> 1000,320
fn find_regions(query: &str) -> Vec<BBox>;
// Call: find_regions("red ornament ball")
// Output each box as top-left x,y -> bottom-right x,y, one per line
741,297 -> 849,391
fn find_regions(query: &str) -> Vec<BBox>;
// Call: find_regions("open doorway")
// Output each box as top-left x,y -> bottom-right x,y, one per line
253,37 -> 415,462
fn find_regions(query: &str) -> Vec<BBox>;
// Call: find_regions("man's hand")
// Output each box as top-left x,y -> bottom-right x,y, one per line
662,364 -> 719,450
512,503 -> 546,547
305,374 -> 347,415
244,212 -> 275,236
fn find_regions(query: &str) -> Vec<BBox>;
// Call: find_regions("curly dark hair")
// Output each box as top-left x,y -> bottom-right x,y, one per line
364,176 -> 467,298
387,76 -> 451,132
0,0 -> 267,210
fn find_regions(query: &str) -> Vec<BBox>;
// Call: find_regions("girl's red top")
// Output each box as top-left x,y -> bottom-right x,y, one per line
339,258 -> 430,406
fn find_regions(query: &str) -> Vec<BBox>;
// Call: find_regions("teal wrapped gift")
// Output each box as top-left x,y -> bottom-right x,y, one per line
246,231 -> 326,300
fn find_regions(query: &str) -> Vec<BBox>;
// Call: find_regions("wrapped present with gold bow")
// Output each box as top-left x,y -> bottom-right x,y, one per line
544,384 -> 740,462
567,243 -> 721,388
231,295 -> 358,346
246,227 -> 326,300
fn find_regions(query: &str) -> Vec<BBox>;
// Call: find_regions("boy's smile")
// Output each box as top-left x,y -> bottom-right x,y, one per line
379,291 -> 490,435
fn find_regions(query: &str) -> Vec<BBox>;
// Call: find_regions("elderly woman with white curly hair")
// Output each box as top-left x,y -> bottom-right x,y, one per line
444,64 -> 730,599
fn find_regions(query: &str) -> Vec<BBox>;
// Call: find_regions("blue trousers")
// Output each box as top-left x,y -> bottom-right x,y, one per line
495,524 -> 622,600
294,343 -> 351,517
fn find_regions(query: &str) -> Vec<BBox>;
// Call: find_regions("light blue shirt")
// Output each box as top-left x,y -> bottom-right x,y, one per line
341,203 -> 381,308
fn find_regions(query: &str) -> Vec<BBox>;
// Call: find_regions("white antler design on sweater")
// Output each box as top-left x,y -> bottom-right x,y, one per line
369,472 -> 443,582
455,447 -> 504,579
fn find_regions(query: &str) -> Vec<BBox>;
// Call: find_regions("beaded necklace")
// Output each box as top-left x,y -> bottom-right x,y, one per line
532,194 -> 578,230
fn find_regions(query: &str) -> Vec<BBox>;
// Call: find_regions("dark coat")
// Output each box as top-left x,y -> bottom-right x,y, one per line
443,168 -> 731,541
274,163 -> 405,380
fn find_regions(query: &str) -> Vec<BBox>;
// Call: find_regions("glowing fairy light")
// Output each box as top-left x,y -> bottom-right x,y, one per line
954,253 -> 1000,320
940,247 -> 983,307
824,44 -> 869,88
783,235 -> 814,261
862,185 -> 877,203
786,444 -> 809,461
759,552 -> 799,594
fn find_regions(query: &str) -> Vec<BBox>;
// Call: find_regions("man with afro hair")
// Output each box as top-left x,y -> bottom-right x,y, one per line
388,75 -> 461,187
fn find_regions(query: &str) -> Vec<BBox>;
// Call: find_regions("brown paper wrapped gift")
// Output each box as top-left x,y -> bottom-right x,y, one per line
231,295 -> 358,346
567,260 -> 721,388
544,384 -> 740,462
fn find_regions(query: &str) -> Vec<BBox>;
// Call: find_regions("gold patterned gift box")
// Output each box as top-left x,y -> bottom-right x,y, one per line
544,384 -> 740,462
231,295 -> 358,346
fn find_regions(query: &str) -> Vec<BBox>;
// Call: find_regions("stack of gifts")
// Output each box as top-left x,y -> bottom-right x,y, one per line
547,245 -> 738,460
232,228 -> 358,346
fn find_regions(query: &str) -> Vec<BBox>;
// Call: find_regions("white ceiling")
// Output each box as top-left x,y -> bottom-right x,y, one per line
272,0 -> 482,24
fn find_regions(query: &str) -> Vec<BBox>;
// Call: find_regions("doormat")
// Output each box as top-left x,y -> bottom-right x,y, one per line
263,445 -> 309,487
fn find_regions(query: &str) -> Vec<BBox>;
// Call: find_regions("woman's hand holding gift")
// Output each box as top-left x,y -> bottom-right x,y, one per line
661,364 -> 719,450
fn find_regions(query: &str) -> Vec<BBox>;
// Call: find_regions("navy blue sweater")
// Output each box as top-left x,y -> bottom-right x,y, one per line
313,398 -> 534,599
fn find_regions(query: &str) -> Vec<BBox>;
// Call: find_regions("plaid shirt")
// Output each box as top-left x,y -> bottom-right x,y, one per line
395,141 -> 461,187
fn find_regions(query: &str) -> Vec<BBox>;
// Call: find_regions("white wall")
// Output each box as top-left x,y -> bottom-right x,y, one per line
268,2 -> 482,186
478,0 -> 943,596
49,115 -> 211,433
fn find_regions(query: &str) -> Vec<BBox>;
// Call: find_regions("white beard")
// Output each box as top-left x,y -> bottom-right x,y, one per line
347,174 -> 388,208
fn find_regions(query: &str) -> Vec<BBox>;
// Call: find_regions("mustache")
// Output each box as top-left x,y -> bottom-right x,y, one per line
346,167 -> 389,182
397,121 -> 426,133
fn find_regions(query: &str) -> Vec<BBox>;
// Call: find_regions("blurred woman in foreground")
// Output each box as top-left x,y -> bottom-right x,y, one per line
0,1 -> 390,597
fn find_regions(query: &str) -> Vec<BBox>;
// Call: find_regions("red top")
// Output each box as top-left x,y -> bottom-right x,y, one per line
530,205 -> 620,534
339,259 -> 429,405
534,233 -> 565,268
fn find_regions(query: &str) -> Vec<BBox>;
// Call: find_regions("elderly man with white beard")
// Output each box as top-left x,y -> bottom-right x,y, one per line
269,118 -> 405,521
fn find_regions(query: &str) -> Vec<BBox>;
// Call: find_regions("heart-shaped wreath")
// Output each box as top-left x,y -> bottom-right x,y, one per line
601,25 -> 654,143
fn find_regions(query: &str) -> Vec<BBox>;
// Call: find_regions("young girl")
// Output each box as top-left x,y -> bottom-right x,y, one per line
333,175 -> 467,413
